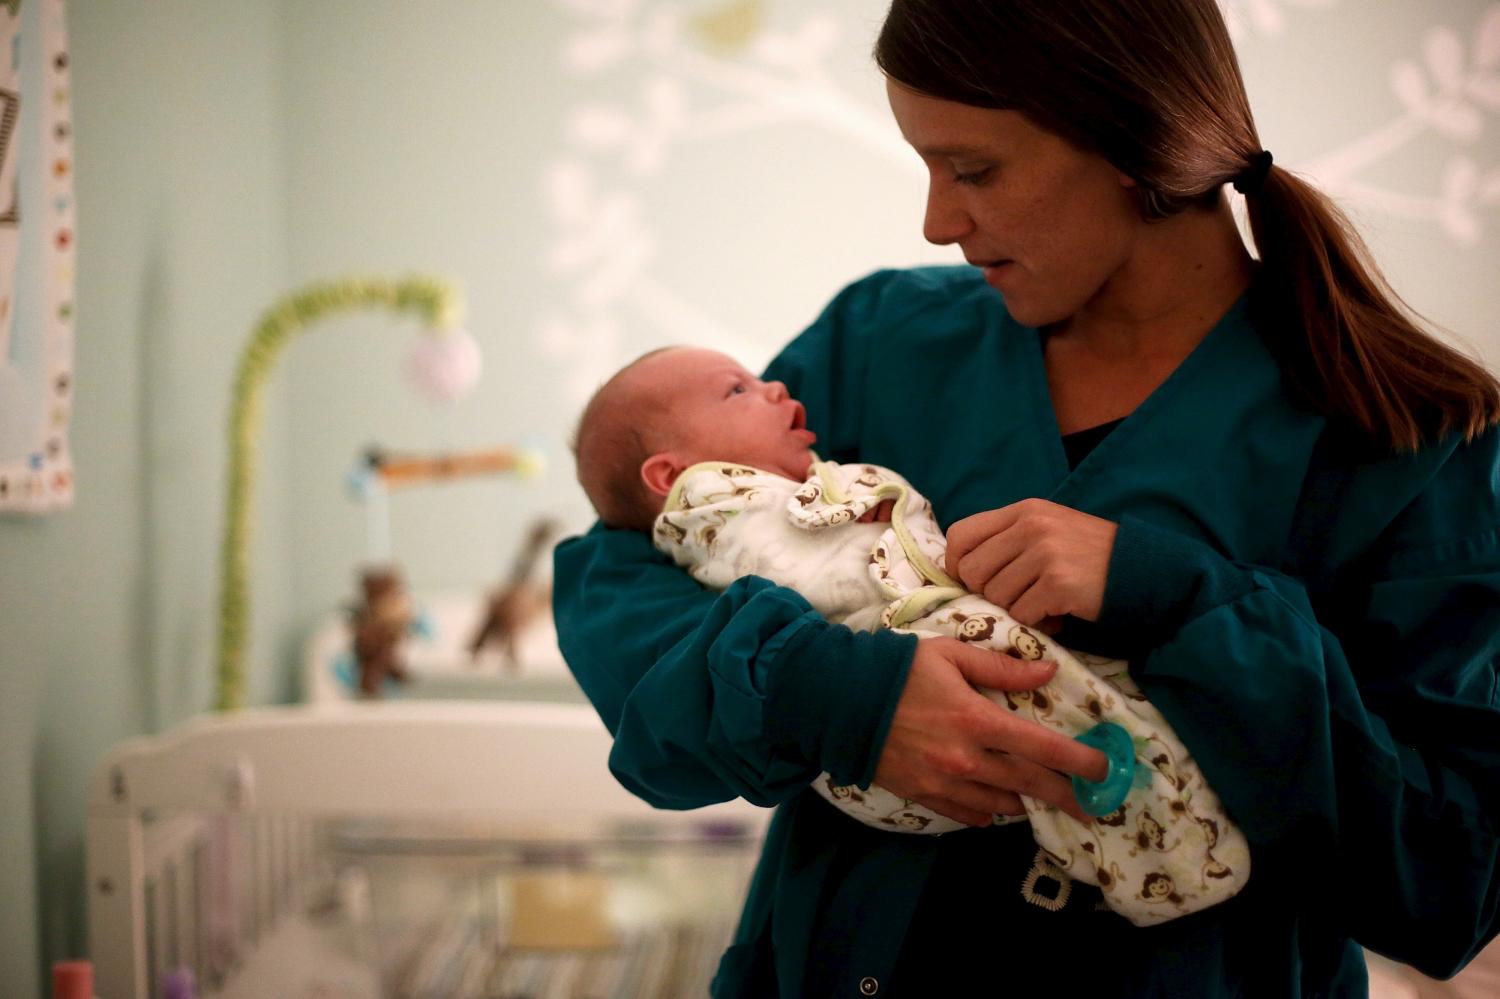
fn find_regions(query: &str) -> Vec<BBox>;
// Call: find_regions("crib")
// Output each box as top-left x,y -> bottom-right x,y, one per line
87,595 -> 769,999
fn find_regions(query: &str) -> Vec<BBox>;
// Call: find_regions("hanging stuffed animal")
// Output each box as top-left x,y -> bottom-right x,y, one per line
469,517 -> 562,673
349,566 -> 416,697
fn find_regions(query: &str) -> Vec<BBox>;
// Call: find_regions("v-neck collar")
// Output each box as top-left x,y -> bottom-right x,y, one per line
1022,294 -> 1253,505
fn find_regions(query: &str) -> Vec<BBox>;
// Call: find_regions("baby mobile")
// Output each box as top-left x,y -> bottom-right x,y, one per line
213,275 -> 507,711
343,444 -> 551,698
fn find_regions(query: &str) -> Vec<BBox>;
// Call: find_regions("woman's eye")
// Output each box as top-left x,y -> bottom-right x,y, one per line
954,166 -> 994,187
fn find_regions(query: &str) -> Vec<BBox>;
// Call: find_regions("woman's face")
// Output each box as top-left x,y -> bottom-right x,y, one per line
886,79 -> 1145,329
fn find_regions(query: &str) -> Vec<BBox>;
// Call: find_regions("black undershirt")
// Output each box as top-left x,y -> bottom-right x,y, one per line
1059,416 -> 1126,470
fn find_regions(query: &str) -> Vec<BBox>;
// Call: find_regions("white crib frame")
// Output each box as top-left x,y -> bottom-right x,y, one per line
86,701 -> 767,999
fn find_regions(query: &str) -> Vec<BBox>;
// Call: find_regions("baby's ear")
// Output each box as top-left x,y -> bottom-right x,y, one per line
640,452 -> 684,498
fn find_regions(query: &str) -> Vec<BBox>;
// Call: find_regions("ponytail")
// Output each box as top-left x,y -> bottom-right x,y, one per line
1245,166 -> 1500,453
877,0 -> 1500,454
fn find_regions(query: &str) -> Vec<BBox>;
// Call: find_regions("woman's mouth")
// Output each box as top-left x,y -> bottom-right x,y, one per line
979,260 -> 1015,284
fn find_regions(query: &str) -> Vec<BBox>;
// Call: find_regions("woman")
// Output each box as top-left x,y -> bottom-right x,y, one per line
554,1 -> 1500,995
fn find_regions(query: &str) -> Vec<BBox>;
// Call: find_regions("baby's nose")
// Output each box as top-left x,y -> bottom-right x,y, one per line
764,380 -> 788,401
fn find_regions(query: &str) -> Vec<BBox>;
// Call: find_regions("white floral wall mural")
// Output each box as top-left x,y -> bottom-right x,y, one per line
538,0 -> 1500,404
1223,0 -> 1340,39
1291,4 -> 1500,246
540,0 -> 924,403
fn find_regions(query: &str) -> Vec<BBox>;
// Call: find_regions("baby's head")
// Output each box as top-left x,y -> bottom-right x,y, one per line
572,347 -> 819,530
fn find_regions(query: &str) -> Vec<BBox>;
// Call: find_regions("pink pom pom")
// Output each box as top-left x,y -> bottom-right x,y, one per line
404,327 -> 481,403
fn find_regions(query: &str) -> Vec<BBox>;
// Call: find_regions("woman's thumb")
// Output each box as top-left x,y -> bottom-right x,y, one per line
949,642 -> 1056,691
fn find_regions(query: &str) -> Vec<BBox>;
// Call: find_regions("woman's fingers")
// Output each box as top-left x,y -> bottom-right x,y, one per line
952,526 -> 1027,595
981,552 -> 1045,616
910,757 -> 1083,826
985,703 -> 1109,784
946,640 -> 1056,690
1007,581 -> 1067,629
971,749 -> 1089,820
946,507 -> 1017,571
874,638 -> 1107,826
959,535 -> 1063,625
943,499 -> 1119,624
941,643 -> 1109,783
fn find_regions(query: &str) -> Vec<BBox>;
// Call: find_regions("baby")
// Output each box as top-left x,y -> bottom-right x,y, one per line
572,345 -> 1249,926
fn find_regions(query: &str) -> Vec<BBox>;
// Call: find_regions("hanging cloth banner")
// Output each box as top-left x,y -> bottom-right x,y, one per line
0,0 -> 75,513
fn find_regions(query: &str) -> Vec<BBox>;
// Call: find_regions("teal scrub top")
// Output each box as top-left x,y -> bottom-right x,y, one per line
552,266 -> 1500,997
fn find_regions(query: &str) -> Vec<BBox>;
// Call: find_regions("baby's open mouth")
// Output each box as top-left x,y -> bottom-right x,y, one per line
789,401 -> 817,445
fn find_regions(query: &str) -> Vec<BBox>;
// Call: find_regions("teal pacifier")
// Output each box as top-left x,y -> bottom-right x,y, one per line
1071,722 -> 1137,817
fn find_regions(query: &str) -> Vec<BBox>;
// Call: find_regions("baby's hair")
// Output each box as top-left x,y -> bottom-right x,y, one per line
571,346 -> 679,532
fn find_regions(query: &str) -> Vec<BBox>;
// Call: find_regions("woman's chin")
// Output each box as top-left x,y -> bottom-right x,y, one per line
979,275 -> 1077,329
993,291 -> 1057,329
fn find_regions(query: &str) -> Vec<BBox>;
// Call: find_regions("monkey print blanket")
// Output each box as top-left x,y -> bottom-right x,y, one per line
654,459 -> 1251,926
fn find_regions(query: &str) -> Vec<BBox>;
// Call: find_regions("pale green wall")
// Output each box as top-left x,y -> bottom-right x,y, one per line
0,1 -> 293,992
278,3 -> 587,633
1,2 -> 1497,996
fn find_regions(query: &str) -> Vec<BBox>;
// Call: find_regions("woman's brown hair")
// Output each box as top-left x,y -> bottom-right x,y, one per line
876,0 -> 1500,453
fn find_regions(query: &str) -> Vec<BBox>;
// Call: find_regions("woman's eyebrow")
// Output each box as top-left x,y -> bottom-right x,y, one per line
915,143 -> 991,158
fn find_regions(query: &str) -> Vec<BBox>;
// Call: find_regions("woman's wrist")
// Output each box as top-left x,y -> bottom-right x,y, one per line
764,618 -> 919,788
1093,515 -> 1258,655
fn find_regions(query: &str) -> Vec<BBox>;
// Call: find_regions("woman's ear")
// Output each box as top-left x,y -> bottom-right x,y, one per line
640,452 -> 685,498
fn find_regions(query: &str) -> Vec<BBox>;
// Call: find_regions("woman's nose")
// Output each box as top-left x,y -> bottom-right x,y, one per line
923,180 -> 973,246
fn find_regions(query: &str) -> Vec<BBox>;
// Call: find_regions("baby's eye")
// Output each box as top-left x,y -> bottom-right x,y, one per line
729,383 -> 746,395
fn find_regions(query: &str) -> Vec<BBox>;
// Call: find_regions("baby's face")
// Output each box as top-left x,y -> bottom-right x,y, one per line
636,348 -> 818,480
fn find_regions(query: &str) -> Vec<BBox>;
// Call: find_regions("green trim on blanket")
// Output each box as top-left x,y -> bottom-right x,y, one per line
812,461 -> 849,502
812,462 -> 964,591
885,585 -> 969,628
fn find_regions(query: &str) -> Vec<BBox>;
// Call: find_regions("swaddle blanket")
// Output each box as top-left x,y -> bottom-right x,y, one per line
655,460 -> 1250,926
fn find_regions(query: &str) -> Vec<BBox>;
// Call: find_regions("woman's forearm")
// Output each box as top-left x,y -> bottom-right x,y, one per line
553,524 -> 914,808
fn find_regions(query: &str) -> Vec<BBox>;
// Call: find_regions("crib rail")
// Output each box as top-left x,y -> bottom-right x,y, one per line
87,701 -> 767,999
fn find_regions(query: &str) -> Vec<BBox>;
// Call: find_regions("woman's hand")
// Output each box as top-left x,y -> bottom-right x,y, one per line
873,637 -> 1108,826
945,498 -> 1118,626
